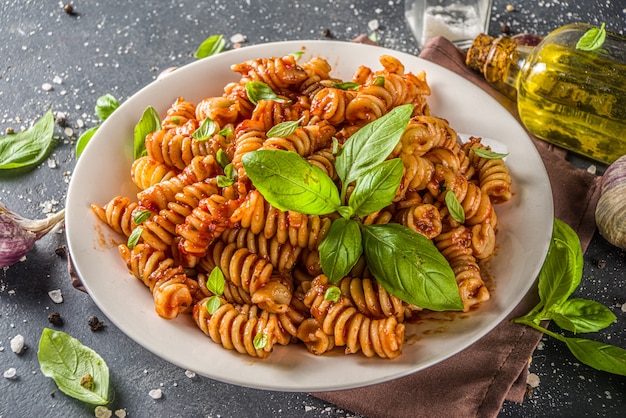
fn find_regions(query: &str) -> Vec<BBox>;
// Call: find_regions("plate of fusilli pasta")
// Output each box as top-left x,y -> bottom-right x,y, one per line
65,40 -> 553,391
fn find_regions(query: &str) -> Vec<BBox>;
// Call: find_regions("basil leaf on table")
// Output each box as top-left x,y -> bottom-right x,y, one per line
94,93 -> 120,121
194,34 -> 226,59
134,106 -> 161,159
563,336 -> 626,376
362,223 -> 463,311
0,110 -> 55,170
549,298 -> 617,334
348,158 -> 403,217
335,104 -> 413,187
318,218 -> 363,283
242,149 -> 341,215
75,126 -> 99,158
38,328 -> 111,405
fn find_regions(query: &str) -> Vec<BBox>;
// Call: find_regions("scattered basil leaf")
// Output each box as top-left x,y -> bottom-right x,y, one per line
562,336 -> 626,376
38,328 -> 111,405
373,76 -> 385,86
576,23 -> 606,51
127,227 -> 143,249
216,148 -> 230,169
245,81 -> 287,105
253,332 -> 268,350
207,267 -> 225,295
368,33 -> 378,43
194,34 -> 226,59
324,286 -> 341,302
217,163 -> 237,187
470,147 -> 508,159
550,298 -> 617,334
95,94 -> 120,121
242,149 -> 341,215
133,209 -> 152,225
445,191 -> 465,223
192,117 -> 217,141
318,218 -> 363,283
362,223 -> 463,311
332,81 -> 360,91
348,159 -> 403,217
205,296 -> 222,314
75,126 -> 99,159
0,110 -> 55,170
335,104 -> 413,189
266,116 -> 304,138
134,106 -> 161,160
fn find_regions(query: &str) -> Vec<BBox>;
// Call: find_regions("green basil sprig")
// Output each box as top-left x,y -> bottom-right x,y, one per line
576,23 -> 607,51
205,267 -> 226,314
194,34 -> 226,59
38,328 -> 111,405
192,117 -> 218,141
245,81 -> 287,105
76,94 -> 120,158
0,110 -> 55,170
514,218 -> 625,376
134,106 -> 161,159
243,104 -> 463,311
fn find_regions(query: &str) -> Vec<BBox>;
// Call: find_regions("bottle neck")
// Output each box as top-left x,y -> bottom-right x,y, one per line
466,34 -> 532,99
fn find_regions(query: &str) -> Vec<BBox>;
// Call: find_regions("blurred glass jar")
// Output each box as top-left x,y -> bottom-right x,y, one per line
466,23 -> 626,165
405,0 -> 493,49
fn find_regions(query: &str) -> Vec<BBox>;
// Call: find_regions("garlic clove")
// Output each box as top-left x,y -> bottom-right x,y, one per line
595,154 -> 626,251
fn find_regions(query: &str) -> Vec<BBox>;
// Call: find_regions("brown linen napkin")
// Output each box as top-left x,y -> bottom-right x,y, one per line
312,36 -> 602,418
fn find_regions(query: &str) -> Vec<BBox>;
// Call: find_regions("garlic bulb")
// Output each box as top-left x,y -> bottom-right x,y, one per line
0,202 -> 65,267
595,155 -> 626,251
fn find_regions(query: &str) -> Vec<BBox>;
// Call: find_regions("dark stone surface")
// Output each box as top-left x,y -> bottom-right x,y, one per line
1,1 -> 624,417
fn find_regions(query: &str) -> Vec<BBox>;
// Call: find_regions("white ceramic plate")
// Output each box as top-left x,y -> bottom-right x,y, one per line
65,40 -> 553,392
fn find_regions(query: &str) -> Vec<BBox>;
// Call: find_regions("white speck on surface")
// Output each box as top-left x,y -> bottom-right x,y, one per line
42,83 -> 53,91
10,335 -> 25,354
230,33 -> 246,43
527,372 -> 540,388
47,157 -> 57,168
368,19 -> 380,30
587,164 -> 597,174
64,126 -> 74,136
52,75 -> 63,84
621,303 -> 626,313
184,369 -> 196,378
304,405 -> 314,412
148,388 -> 163,399
48,289 -> 63,303
3,367 -> 17,379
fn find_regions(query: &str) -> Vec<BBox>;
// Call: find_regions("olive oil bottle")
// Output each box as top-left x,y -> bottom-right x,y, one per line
466,23 -> 626,165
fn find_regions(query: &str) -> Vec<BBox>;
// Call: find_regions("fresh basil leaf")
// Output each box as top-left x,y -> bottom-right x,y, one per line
205,296 -> 222,314
324,286 -> 341,302
38,328 -> 111,405
253,332 -> 268,350
245,81 -> 287,105
95,94 -> 119,121
337,205 -> 353,219
194,34 -> 226,59
576,23 -> 606,51
550,298 -> 617,334
127,227 -> 143,249
242,149 -> 340,215
445,191 -> 465,223
134,106 -> 161,160
207,267 -> 225,295
216,148 -> 230,169
75,126 -> 99,159
192,117 -> 217,141
132,209 -> 152,225
362,223 -> 463,311
335,104 -> 413,187
332,81 -> 360,91
266,116 -> 304,138
319,218 -> 363,283
290,51 -> 304,60
563,336 -> 626,376
348,159 -> 403,217
0,110 -> 55,170
470,147 -> 508,159
538,219 -> 583,312
373,76 -> 385,86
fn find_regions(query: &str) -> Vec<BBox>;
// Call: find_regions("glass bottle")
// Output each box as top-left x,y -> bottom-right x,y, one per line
466,23 -> 626,165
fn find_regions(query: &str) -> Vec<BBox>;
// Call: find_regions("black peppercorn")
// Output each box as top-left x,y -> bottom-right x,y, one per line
63,4 -> 74,15
48,312 -> 63,326
87,315 -> 104,331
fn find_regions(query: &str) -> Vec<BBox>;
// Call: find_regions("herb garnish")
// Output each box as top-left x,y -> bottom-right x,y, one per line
38,328 -> 111,405
245,81 -> 287,105
0,110 -> 55,170
205,267 -> 225,314
576,23 -> 607,51
76,94 -> 120,158
134,106 -> 161,159
194,34 -> 226,59
243,104 -> 463,311
192,117 -> 218,141
514,218 -> 626,376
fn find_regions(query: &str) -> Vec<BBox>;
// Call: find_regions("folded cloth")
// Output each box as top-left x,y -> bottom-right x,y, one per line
312,36 -> 602,418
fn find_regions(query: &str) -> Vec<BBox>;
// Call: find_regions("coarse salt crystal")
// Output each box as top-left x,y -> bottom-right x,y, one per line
148,388 -> 163,399
114,409 -> 127,418
230,33 -> 246,44
64,127 -> 74,137
368,19 -> 380,31
94,405 -> 113,418
10,335 -> 25,354
53,75 -> 63,84
527,373 -> 540,388
48,289 -> 63,303
42,83 -> 53,91
3,367 -> 17,379
184,370 -> 196,378
47,158 -> 57,169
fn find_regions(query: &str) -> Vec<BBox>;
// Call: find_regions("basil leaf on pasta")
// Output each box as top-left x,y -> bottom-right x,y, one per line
319,218 -> 363,283
348,159 -> 403,217
134,106 -> 161,160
